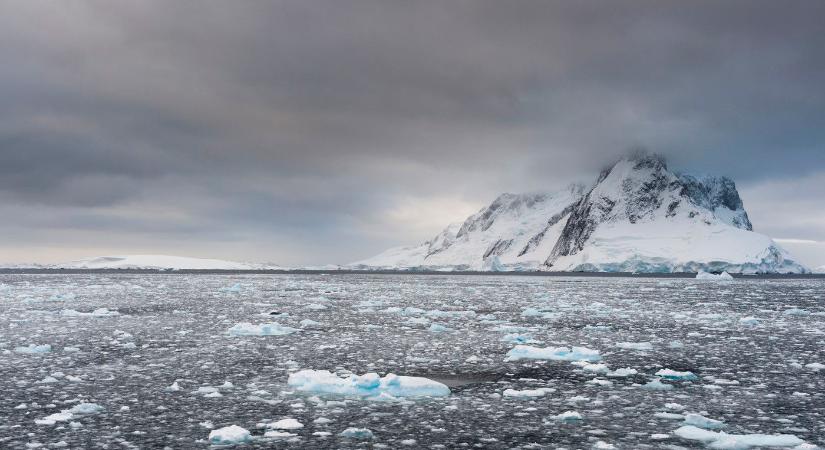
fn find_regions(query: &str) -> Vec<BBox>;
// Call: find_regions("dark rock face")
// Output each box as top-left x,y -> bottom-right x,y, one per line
484,239 -> 514,258
678,174 -> 752,230
518,203 -> 576,257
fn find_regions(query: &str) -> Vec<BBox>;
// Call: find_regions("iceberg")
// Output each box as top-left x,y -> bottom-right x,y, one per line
339,427 -> 374,439
505,345 -> 602,362
35,403 -> 104,425
287,369 -> 450,398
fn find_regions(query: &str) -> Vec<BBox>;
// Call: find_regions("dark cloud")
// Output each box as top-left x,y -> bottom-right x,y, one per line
0,0 -> 823,265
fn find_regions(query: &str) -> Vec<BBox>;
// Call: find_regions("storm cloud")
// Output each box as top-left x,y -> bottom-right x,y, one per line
1,0 -> 824,266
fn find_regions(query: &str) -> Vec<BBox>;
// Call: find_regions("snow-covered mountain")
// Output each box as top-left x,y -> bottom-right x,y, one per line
352,153 -> 808,273
51,254 -> 279,270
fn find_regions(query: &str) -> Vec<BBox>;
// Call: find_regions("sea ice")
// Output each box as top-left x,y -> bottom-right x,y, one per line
505,345 -> 602,362
208,425 -> 252,445
227,322 -> 299,337
287,370 -> 450,398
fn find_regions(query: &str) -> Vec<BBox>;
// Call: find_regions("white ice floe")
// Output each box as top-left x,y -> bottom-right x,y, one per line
299,319 -> 321,328
656,369 -> 698,381
60,308 -> 120,317
505,345 -> 601,362
616,342 -> 653,351
14,344 -> 52,354
339,427 -> 374,439
642,379 -> 674,391
553,411 -> 583,422
428,323 -> 452,332
208,425 -> 252,445
35,403 -> 104,425
696,271 -> 734,281
227,322 -> 299,337
287,370 -> 450,399
266,418 -> 303,430
683,413 -> 725,430
502,388 -> 552,398
804,362 -> 824,371
738,316 -> 759,326
672,425 -> 804,449
607,368 -> 638,377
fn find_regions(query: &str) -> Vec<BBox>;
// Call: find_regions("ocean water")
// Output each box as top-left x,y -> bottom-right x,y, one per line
1,273 -> 823,448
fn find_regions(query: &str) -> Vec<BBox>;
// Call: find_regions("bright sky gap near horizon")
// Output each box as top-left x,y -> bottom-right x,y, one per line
0,1 -> 824,267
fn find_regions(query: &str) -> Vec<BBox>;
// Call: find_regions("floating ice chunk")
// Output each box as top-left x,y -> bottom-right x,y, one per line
683,413 -> 725,430
263,431 -> 296,438
616,342 -> 653,351
738,316 -> 759,326
696,271 -> 733,281
14,344 -> 52,354
656,369 -> 698,381
35,403 -> 104,425
804,362 -> 824,371
299,319 -> 321,328
502,388 -> 551,398
593,441 -> 616,449
580,363 -> 609,374
607,368 -> 638,377
166,381 -> 181,392
505,345 -> 601,362
642,379 -> 674,391
339,427 -> 373,439
227,323 -> 299,337
267,418 -> 303,430
287,370 -> 450,398
428,323 -> 451,332
221,283 -> 243,293
783,308 -> 809,316
672,425 -> 803,449
553,410 -> 583,422
208,425 -> 252,445
48,293 -> 77,301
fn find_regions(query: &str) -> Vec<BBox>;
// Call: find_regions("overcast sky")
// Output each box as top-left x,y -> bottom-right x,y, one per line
1,0 -> 824,267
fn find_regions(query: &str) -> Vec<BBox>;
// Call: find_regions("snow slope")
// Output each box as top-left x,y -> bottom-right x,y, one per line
815,265 -> 825,274
53,254 -> 277,270
352,153 -> 808,273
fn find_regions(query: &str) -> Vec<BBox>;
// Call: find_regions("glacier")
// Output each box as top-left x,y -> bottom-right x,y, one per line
352,152 -> 808,273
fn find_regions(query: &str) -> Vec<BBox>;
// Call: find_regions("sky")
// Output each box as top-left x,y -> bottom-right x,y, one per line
0,0 -> 824,267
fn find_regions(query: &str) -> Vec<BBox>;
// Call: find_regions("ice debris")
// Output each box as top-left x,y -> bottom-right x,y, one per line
287,370 -> 450,398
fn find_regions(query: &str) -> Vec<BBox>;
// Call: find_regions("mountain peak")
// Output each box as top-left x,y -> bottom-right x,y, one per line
353,152 -> 807,274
